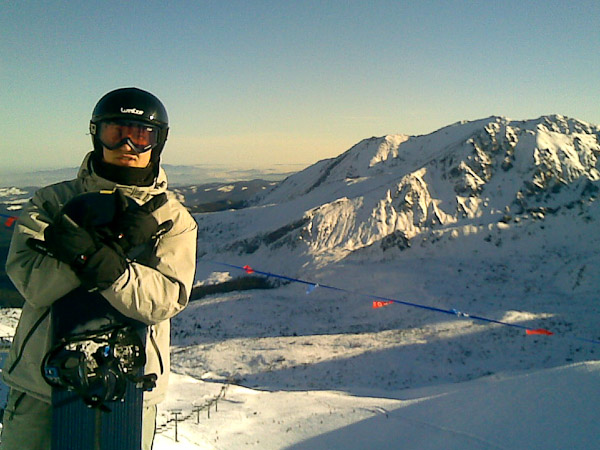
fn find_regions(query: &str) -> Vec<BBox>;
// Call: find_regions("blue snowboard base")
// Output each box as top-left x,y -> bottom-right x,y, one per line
51,379 -> 144,450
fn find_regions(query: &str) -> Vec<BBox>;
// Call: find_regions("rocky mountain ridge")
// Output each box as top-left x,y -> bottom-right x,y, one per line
196,115 -> 599,273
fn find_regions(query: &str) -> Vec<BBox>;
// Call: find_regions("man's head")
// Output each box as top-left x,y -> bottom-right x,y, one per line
90,88 -> 169,170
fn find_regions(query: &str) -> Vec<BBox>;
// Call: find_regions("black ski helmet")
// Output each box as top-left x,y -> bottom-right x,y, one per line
89,87 -> 169,161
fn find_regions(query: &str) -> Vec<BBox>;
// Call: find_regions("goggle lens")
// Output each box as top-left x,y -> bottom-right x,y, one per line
97,121 -> 159,153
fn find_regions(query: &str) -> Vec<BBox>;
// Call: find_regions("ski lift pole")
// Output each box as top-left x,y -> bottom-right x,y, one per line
171,409 -> 182,442
193,405 -> 202,424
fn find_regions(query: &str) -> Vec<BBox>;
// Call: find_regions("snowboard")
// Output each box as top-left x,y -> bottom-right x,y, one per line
44,287 -> 150,450
28,190 -> 163,450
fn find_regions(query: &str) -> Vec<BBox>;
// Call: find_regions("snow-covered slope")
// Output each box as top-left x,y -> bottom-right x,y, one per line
153,362 -> 600,449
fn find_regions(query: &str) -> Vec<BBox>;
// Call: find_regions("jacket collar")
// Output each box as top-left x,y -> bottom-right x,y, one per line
77,152 -> 168,203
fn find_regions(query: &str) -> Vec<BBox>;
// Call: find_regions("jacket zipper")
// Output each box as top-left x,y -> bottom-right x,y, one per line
7,307 -> 51,375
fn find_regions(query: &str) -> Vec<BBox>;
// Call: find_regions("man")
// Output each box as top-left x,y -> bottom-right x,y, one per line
1,87 -> 197,449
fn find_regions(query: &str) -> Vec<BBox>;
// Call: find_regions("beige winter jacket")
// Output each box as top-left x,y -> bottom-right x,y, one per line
3,153 -> 197,405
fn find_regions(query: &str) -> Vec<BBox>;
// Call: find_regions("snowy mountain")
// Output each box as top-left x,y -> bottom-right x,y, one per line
195,114 -> 600,272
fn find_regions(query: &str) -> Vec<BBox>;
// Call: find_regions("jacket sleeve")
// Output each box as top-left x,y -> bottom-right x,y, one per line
5,185 -> 82,308
100,200 -> 197,325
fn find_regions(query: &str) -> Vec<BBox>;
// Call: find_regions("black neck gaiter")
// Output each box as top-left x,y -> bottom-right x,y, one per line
91,152 -> 156,187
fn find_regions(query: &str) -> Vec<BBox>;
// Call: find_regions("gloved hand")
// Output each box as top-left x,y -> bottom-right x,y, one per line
77,244 -> 128,290
112,191 -> 172,252
43,214 -> 99,268
43,208 -> 127,290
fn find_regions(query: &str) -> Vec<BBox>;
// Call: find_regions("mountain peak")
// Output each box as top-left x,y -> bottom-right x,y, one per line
197,115 -> 600,271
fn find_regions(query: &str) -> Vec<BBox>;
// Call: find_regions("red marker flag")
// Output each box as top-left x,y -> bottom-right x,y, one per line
242,265 -> 254,274
526,328 -> 554,336
4,216 -> 17,227
373,300 -> 394,309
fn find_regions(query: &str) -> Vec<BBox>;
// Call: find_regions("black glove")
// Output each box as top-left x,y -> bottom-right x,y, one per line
112,192 -> 172,252
43,214 -> 99,268
43,208 -> 127,290
77,244 -> 127,290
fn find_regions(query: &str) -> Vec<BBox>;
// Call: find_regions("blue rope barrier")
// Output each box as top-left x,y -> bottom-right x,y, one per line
207,261 -> 600,346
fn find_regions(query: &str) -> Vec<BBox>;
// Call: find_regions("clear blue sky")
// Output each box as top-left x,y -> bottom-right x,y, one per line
1,0 -> 599,171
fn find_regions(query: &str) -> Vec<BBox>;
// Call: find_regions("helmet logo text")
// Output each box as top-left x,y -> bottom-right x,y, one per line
120,107 -> 144,115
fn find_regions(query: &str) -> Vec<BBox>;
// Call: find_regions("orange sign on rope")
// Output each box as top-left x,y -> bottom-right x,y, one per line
526,328 -> 554,336
373,300 -> 394,309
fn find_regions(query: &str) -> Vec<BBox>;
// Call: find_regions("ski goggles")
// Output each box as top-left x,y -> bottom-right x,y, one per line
93,120 -> 160,153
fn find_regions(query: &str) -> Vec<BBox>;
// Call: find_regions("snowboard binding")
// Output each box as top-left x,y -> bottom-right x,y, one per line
42,324 -> 157,411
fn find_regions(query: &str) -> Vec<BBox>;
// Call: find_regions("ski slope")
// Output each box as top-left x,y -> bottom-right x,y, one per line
155,362 -> 600,449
